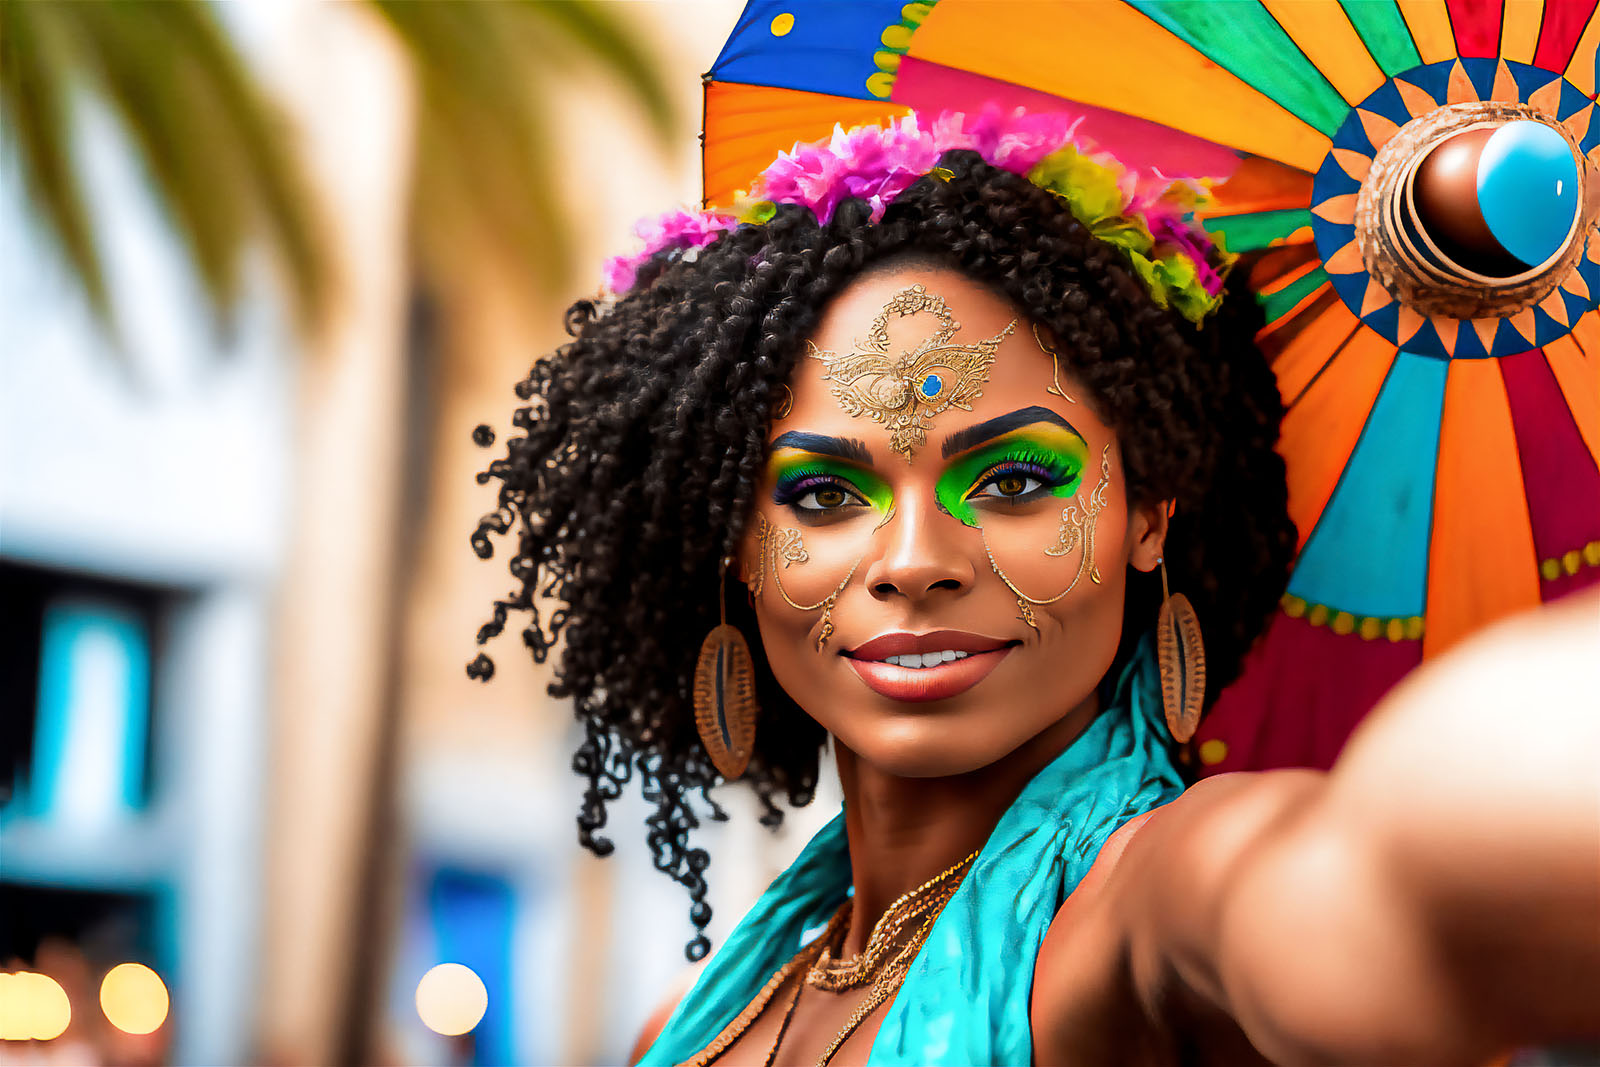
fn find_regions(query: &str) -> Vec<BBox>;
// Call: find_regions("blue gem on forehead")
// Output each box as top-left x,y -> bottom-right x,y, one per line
919,374 -> 943,399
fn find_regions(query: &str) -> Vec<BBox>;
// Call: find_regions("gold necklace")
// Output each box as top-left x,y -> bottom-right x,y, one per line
807,847 -> 980,992
684,905 -> 849,1067
684,848 -> 981,1067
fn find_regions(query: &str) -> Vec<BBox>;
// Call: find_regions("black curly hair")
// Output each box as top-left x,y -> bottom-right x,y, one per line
470,149 -> 1296,959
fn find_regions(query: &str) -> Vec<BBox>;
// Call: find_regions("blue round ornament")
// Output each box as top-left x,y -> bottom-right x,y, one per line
919,373 -> 943,399
1476,120 -> 1580,269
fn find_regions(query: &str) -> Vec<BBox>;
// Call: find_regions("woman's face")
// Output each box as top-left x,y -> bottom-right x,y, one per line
741,264 -> 1168,778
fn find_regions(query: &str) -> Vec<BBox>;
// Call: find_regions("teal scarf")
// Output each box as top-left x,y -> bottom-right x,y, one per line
641,638 -> 1182,1066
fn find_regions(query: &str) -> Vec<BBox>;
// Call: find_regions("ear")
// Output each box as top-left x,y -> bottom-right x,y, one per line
735,514 -> 766,590
1128,499 -> 1172,573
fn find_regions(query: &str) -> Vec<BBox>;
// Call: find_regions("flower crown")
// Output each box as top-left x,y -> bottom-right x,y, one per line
602,109 -> 1233,324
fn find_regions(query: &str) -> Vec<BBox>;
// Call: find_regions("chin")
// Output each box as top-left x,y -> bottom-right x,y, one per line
837,728 -> 1015,778
826,698 -> 1056,779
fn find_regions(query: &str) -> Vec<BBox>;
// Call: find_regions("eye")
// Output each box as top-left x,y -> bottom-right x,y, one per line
976,472 -> 1042,498
968,461 -> 1064,505
796,484 -> 861,511
775,475 -> 871,514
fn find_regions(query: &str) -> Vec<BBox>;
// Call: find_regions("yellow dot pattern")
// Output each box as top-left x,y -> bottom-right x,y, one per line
1281,594 -> 1423,642
867,1 -> 938,98
1198,739 -> 1229,765
769,12 -> 794,36
1540,539 -> 1600,581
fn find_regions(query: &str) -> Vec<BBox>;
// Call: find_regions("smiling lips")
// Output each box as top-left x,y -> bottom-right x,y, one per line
844,630 -> 1016,703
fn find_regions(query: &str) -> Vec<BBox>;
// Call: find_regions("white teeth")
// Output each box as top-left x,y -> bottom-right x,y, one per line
883,650 -> 972,668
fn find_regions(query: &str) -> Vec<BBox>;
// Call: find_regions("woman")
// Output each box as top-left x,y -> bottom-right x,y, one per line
471,112 -> 1599,1064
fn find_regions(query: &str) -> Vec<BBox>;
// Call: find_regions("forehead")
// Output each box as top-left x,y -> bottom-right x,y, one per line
778,264 -> 1106,457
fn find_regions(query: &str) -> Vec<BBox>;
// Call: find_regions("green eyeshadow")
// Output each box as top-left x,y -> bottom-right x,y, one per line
768,450 -> 894,514
934,425 -> 1088,528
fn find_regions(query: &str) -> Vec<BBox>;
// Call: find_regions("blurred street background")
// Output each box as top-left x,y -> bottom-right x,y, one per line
0,2 -> 837,1063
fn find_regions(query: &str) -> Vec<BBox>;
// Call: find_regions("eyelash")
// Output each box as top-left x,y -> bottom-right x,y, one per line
969,456 -> 1077,503
772,473 -> 870,512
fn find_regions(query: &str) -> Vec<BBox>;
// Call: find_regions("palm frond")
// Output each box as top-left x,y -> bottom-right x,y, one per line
369,0 -> 678,291
521,0 -> 676,143
1,0 -> 329,338
0,3 -> 112,319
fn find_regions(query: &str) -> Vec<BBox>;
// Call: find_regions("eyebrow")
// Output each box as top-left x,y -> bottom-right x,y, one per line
941,406 -> 1082,459
769,431 -> 874,465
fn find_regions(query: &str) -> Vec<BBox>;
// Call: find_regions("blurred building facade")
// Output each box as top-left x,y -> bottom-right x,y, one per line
0,43 -> 290,1062
2,3 -> 837,1064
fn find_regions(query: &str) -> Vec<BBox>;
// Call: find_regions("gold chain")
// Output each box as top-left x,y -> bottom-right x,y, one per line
813,899 -> 949,1066
807,847 -> 979,991
683,848 -> 980,1067
809,850 -> 979,1066
684,905 -> 849,1067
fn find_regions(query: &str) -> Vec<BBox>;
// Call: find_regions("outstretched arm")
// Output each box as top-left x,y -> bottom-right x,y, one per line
1041,592 -> 1600,1065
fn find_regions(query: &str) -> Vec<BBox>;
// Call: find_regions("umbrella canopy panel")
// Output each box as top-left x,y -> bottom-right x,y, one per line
703,0 -> 1600,775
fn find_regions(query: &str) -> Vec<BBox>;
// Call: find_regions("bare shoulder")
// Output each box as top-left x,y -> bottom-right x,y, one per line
1044,770 -> 1324,935
629,963 -> 705,1065
1032,771 -> 1324,1063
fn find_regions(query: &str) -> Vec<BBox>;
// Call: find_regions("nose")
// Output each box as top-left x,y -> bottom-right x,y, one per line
864,486 -> 977,603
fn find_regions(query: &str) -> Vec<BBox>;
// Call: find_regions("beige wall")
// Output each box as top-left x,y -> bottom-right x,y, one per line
256,3 -> 416,1064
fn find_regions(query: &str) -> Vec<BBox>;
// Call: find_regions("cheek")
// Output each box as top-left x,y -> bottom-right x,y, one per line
747,594 -> 836,723
994,501 -> 1131,596
744,500 -> 878,610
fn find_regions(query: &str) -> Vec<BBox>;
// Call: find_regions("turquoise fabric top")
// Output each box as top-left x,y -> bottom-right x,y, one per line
640,637 -> 1183,1066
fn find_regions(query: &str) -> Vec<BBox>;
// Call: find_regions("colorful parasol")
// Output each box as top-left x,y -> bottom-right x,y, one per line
703,1 -> 1600,774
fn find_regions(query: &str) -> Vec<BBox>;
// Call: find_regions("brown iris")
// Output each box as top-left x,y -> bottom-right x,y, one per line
813,487 -> 847,508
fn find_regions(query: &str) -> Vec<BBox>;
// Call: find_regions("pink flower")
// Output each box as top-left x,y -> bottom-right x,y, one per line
602,208 -> 735,294
750,108 -> 1086,226
932,107 -> 1081,175
603,109 -> 1229,317
760,115 -> 945,224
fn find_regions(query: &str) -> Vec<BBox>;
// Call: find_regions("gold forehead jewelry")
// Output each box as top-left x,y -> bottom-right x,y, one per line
808,284 -> 1016,461
1032,322 -> 1077,404
983,445 -> 1113,631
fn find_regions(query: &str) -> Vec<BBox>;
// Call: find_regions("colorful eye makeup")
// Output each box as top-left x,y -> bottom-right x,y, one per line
768,450 -> 894,517
934,423 -> 1089,528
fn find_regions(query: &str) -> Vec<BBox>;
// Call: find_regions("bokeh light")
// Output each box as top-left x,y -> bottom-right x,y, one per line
415,962 -> 487,1037
0,971 -> 72,1041
100,962 -> 170,1035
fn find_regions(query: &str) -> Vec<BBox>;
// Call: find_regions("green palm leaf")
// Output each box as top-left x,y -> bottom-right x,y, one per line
1,0 -> 678,341
370,0 -> 676,290
0,0 -> 329,336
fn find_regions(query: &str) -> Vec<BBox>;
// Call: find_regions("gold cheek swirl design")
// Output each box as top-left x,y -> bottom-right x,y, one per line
984,444 -> 1113,632
747,515 -> 864,652
807,284 -> 1016,461
1044,444 -> 1111,582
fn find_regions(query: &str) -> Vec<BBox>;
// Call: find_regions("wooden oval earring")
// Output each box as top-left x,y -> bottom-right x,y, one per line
1156,555 -> 1205,744
694,557 -> 759,779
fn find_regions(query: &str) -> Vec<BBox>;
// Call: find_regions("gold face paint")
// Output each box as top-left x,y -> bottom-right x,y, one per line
1043,444 -> 1111,586
807,284 -> 1016,462
982,444 -> 1114,612
746,514 -> 865,652
1033,323 -> 1076,404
